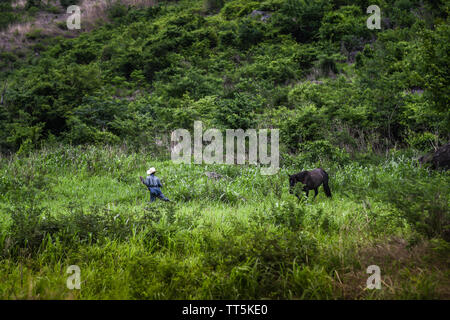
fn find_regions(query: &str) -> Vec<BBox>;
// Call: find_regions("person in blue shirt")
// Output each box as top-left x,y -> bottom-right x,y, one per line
140,167 -> 170,202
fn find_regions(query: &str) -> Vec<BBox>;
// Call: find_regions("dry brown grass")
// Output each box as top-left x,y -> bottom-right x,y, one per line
0,0 -> 158,52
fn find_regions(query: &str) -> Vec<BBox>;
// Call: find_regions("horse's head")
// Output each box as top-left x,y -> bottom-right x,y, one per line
289,172 -> 307,194
288,174 -> 299,194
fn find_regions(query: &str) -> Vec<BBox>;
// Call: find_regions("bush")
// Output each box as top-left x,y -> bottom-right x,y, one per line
405,131 -> 438,152
25,29 -> 44,40
282,140 -> 351,168
107,2 -> 128,19
316,52 -> 344,77
0,2 -> 19,30
221,0 -> 260,20
213,92 -> 264,129
218,29 -> 237,47
236,18 -> 265,49
383,177 -> 450,241
203,0 -> 225,13
267,199 -> 306,230
5,205 -> 63,257
60,0 -> 80,8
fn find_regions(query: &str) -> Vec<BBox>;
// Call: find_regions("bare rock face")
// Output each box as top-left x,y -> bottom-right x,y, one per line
419,142 -> 450,170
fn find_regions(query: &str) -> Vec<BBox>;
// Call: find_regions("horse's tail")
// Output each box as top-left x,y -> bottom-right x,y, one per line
321,170 -> 332,198
323,182 -> 332,198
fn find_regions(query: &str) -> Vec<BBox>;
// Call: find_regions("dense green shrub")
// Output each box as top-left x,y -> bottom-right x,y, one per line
25,0 -> 42,10
236,18 -> 265,49
0,144 -> 448,298
213,92 -> 264,129
60,0 -> 80,7
275,104 -> 327,153
0,0 -> 448,300
271,0 -> 331,43
298,140 -> 351,164
107,2 -> 129,19
319,5 -> 367,43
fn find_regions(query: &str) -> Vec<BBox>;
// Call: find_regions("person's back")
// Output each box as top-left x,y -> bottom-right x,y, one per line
141,167 -> 169,202
144,174 -> 162,188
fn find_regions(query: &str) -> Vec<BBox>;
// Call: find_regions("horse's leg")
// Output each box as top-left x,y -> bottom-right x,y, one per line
305,189 -> 309,198
314,188 -> 318,199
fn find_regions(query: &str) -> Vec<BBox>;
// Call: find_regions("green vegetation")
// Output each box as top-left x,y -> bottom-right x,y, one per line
0,145 -> 448,299
0,0 -> 449,299
1,0 -> 448,153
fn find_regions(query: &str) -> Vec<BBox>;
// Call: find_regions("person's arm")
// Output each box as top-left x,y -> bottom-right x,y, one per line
141,176 -> 149,187
157,177 -> 163,188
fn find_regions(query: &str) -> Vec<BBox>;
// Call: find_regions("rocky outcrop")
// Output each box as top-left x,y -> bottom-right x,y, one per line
419,142 -> 450,170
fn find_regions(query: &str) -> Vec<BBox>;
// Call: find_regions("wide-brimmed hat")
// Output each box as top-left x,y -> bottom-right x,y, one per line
147,167 -> 156,175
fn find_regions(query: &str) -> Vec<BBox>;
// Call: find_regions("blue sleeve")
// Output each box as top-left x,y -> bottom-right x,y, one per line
157,177 -> 162,187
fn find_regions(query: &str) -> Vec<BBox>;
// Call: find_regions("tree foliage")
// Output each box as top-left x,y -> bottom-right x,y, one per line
0,0 -> 448,154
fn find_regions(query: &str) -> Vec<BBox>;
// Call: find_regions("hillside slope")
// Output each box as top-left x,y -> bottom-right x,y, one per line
0,0 -> 448,157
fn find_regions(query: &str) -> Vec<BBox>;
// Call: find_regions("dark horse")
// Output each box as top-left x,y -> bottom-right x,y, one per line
289,168 -> 332,199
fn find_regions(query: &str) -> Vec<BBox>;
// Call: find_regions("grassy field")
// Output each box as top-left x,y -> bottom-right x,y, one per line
0,144 -> 449,299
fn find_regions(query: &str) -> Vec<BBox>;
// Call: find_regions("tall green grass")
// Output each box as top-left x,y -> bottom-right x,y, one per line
0,144 -> 448,299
